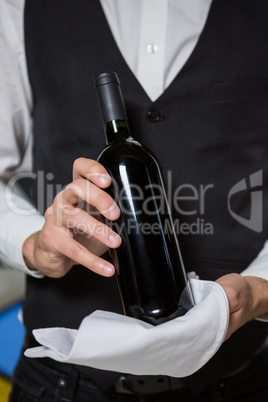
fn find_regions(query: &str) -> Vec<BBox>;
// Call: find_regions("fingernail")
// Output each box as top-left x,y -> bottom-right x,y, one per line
103,265 -> 114,275
99,174 -> 110,186
109,233 -> 120,244
109,204 -> 120,218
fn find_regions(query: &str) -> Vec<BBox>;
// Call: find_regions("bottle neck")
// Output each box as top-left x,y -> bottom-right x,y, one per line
105,119 -> 131,144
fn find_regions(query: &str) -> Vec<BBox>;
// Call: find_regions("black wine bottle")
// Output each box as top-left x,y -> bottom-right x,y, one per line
95,72 -> 194,324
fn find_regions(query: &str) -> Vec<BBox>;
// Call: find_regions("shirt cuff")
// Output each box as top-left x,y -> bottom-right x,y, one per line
0,213 -> 45,278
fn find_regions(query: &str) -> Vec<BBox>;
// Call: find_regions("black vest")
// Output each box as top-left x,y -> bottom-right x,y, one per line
24,0 -> 268,392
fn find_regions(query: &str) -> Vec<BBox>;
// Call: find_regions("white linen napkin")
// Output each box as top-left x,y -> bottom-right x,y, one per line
25,278 -> 229,377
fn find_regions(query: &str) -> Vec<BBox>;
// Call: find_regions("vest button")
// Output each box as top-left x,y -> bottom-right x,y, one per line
147,109 -> 164,123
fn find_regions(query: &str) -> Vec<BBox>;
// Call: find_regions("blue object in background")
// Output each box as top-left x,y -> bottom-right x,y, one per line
0,303 -> 25,378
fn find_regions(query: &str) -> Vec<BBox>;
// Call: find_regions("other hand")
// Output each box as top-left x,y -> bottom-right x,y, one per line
216,273 -> 268,340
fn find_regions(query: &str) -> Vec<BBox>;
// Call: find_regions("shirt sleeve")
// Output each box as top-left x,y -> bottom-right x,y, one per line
241,240 -> 268,281
0,0 -> 44,277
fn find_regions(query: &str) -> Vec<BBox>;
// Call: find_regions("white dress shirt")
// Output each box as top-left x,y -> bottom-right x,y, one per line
0,0 -> 267,284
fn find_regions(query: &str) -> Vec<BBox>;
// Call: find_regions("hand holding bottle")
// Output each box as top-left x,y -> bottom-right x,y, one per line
22,157 -> 122,278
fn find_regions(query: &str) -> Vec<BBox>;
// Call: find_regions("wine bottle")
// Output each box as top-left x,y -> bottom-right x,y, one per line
95,72 -> 194,323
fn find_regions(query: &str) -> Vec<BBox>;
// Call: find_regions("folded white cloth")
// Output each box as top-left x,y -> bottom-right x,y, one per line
25,278 -> 229,377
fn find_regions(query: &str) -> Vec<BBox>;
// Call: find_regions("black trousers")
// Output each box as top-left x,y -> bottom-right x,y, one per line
9,347 -> 268,402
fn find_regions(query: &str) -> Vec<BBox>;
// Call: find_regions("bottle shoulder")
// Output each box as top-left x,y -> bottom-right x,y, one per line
98,138 -> 158,167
